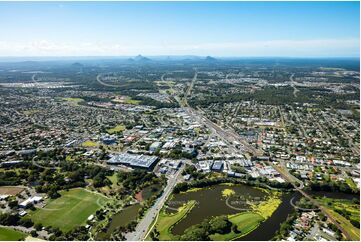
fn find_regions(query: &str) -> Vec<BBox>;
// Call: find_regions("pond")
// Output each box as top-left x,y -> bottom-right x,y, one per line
96,203 -> 141,240
167,184 -> 267,235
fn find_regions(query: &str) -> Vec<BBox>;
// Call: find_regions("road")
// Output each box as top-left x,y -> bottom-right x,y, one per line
227,102 -> 241,126
182,70 -> 197,106
193,107 -> 261,155
125,164 -> 185,241
289,73 -> 299,97
174,70 -> 260,156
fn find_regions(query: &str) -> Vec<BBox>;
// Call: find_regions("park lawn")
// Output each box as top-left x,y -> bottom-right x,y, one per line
210,212 -> 264,241
29,188 -> 109,232
107,173 -> 118,187
100,174 -> 121,194
81,140 -> 99,147
124,98 -> 141,105
107,124 -> 126,134
0,227 -> 27,241
154,200 -> 196,240
61,97 -> 84,103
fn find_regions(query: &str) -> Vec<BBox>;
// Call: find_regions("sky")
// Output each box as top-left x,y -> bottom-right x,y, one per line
0,1 -> 359,57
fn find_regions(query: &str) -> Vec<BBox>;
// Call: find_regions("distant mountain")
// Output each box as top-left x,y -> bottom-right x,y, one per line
71,62 -> 83,67
205,56 -> 217,61
128,55 -> 151,62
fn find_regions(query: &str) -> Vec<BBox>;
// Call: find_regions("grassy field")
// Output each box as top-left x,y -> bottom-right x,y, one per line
61,97 -> 84,103
112,96 -> 140,105
107,173 -> 118,187
0,227 -> 27,241
60,97 -> 84,106
29,188 -> 109,232
316,197 -> 360,241
81,140 -> 99,147
152,200 -> 196,240
23,109 -> 40,115
100,173 -> 122,194
124,98 -> 141,105
210,212 -> 264,241
107,124 -> 126,134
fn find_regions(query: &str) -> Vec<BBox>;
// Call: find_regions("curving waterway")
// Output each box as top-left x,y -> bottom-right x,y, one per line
166,184 -> 359,240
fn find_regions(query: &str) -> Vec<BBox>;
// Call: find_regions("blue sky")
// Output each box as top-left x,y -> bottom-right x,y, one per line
0,1 -> 359,57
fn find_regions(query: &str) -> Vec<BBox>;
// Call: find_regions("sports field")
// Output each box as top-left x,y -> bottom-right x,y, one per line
0,227 -> 27,241
81,140 -> 99,147
29,188 -> 109,232
107,124 -> 126,134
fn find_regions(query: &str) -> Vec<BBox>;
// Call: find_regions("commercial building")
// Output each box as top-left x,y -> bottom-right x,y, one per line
107,153 -> 159,169
212,160 -> 224,172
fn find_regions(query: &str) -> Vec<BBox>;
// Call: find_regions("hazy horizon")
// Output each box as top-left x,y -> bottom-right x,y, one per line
0,1 -> 359,57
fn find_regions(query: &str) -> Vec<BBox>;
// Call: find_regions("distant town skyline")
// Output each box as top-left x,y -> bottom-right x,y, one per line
0,1 -> 359,57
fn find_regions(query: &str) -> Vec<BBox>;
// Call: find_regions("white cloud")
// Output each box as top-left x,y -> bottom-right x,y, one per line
0,38 -> 359,57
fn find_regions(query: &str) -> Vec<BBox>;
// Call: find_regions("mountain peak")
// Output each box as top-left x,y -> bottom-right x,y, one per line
134,55 -> 151,62
205,56 -> 217,61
